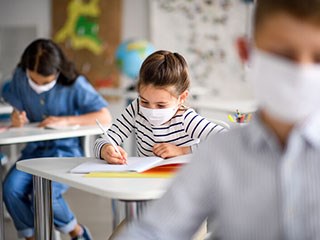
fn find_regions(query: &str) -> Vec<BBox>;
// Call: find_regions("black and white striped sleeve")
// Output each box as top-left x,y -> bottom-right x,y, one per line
93,99 -> 138,159
183,109 -> 226,141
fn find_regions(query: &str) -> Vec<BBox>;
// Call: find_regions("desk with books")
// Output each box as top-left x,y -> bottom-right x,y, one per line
0,125 -> 103,240
17,157 -> 173,240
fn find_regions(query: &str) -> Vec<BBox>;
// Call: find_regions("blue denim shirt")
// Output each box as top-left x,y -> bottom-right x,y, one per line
2,67 -> 108,159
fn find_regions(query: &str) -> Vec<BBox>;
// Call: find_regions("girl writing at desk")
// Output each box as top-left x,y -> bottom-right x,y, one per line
94,50 -> 226,164
2,39 -> 111,240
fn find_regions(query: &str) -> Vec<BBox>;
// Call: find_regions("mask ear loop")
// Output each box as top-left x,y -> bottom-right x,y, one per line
177,92 -> 189,110
177,96 -> 187,111
26,70 -> 33,83
55,72 -> 60,82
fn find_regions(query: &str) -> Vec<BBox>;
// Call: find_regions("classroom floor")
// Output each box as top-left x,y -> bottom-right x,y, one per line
4,187 -> 207,240
4,187 -> 113,240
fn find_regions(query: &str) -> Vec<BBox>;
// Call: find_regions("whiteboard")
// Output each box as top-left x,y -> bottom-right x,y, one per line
150,0 -> 254,100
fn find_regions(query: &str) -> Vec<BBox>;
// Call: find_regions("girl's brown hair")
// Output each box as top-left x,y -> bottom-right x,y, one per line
18,39 -> 79,86
137,50 -> 190,96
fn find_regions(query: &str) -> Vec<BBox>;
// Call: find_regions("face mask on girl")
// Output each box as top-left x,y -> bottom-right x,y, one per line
248,48 -> 320,124
27,73 -> 58,94
139,100 -> 180,126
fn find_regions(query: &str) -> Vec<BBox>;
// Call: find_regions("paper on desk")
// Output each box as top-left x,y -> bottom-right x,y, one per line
45,124 -> 80,130
0,126 -> 9,133
85,171 -> 175,178
7,123 -> 41,131
69,157 -> 164,173
70,154 -> 192,174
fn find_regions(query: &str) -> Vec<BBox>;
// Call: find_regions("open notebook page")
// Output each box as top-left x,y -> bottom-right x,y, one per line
70,154 -> 192,174
70,157 -> 163,173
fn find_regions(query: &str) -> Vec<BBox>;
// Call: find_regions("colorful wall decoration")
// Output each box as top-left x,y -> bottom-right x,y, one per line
52,0 -> 122,89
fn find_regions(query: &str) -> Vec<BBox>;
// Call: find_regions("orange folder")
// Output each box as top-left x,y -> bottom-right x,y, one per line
85,164 -> 183,178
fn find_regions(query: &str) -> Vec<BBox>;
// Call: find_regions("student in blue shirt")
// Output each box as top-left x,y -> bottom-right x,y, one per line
2,39 -> 111,240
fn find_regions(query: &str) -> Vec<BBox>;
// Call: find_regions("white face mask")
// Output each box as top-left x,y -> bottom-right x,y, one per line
140,103 -> 179,126
28,74 -> 57,94
248,48 -> 320,124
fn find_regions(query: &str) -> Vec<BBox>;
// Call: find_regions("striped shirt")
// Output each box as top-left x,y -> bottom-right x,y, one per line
94,98 -> 225,158
115,113 -> 320,240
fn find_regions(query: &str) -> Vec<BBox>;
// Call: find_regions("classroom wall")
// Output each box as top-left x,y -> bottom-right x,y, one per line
0,0 -> 148,156
0,0 -> 150,84
122,0 -> 150,40
0,0 -> 149,41
0,0 -> 252,155
0,0 -> 51,37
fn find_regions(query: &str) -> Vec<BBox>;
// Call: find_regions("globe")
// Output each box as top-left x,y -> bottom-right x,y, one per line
115,40 -> 155,80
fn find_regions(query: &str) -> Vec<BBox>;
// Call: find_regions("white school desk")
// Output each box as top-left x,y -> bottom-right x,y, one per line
0,103 -> 12,115
17,157 -> 170,240
0,125 -> 103,240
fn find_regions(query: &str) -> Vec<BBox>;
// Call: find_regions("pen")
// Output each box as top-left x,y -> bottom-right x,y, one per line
95,119 -> 127,164
228,114 -> 235,123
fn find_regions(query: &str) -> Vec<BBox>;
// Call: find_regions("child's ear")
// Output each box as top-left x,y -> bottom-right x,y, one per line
179,90 -> 189,104
236,36 -> 250,63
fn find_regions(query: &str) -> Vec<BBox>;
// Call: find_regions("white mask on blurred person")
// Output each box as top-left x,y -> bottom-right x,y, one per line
248,48 -> 320,124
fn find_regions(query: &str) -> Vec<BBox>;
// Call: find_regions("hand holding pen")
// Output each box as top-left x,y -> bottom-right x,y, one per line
96,119 -> 128,165
11,108 -> 29,127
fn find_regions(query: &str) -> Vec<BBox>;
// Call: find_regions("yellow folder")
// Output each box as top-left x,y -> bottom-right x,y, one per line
84,164 -> 182,178
85,171 -> 175,178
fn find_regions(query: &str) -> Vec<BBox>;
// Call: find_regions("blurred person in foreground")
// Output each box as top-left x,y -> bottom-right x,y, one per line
114,0 -> 320,239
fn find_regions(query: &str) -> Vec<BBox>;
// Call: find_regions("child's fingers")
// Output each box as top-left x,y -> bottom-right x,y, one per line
153,146 -> 169,158
106,156 -> 126,165
101,144 -> 114,160
39,117 -> 55,127
108,147 -> 124,158
12,110 -> 27,127
21,111 -> 27,118
153,143 -> 166,153
104,146 -> 126,164
118,147 -> 127,160
103,145 -> 126,164
157,150 -> 170,159
20,111 -> 29,124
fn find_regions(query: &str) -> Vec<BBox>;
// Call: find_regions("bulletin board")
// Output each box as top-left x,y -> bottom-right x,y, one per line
150,0 -> 254,100
51,0 -> 122,90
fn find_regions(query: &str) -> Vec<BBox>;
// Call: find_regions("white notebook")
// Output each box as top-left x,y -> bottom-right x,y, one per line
45,124 -> 80,130
70,154 -> 192,173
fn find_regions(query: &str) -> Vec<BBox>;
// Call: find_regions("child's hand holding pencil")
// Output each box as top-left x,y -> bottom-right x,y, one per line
100,144 -> 128,165
96,119 -> 128,165
11,108 -> 29,127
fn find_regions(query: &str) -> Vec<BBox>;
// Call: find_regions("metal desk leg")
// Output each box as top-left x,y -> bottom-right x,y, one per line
82,135 -> 91,157
0,158 -> 5,240
111,200 -> 150,230
112,199 -> 123,229
33,176 -> 53,240
124,200 -> 149,221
